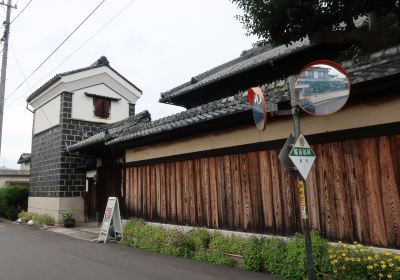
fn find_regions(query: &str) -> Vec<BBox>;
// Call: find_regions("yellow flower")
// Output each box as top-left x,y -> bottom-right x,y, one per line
357,258 -> 361,262
367,265 -> 374,270
381,264 -> 386,269
374,263 -> 378,267
381,261 -> 386,265
342,253 -> 346,257
345,257 -> 350,261
379,273 -> 384,278
384,252 -> 392,256
375,254 -> 380,259
338,241 -> 342,244
387,274 -> 392,279
394,255 -> 400,260
389,263 -> 394,267
368,256 -> 373,261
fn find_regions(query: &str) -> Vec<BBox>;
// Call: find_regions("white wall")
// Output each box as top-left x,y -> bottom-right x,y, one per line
71,84 -> 129,124
33,96 -> 60,135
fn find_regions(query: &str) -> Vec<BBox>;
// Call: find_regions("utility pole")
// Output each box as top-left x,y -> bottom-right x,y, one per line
288,75 -> 316,280
0,0 -> 16,157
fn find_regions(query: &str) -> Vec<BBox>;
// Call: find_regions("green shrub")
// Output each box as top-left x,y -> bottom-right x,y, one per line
0,186 -> 29,220
185,228 -> 212,251
242,237 -> 265,271
282,232 -> 330,280
18,211 -> 54,225
123,220 -> 400,279
209,232 -> 248,255
260,237 -> 288,275
18,211 -> 32,221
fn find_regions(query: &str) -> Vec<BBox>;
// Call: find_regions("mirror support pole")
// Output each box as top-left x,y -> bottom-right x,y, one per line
289,76 -> 317,280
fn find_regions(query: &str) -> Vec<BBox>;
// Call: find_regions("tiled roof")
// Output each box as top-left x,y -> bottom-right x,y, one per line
27,56 -> 142,103
159,39 -> 310,103
17,153 -> 31,164
67,110 -> 151,152
0,168 -> 30,176
69,44 -> 400,151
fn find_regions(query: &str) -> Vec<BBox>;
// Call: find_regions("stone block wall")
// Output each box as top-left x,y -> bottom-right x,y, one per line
30,92 -> 104,198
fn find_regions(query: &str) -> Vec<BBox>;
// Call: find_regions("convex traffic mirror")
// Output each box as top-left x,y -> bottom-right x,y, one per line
294,60 -> 350,116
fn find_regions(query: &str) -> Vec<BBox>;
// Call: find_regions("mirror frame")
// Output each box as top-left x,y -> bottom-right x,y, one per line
294,60 -> 351,116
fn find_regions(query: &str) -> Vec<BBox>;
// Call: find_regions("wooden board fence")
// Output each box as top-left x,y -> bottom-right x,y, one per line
124,135 -> 400,248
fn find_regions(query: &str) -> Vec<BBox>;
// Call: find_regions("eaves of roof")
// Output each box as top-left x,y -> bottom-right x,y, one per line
159,39 -> 310,104
67,110 -> 151,152
107,44 -> 400,148
27,56 -> 142,103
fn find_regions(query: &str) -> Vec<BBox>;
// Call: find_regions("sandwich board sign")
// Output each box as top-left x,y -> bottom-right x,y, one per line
97,197 -> 124,243
288,134 -> 316,180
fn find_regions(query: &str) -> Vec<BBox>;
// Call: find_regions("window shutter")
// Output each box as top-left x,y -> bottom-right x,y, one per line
103,99 -> 111,118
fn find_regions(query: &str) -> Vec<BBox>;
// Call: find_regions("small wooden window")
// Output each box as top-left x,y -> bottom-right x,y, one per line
93,97 -> 111,118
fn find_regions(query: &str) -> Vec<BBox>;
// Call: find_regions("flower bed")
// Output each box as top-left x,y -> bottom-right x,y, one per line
123,219 -> 400,279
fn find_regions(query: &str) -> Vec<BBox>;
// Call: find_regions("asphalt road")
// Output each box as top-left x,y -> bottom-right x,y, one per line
0,221 -> 282,280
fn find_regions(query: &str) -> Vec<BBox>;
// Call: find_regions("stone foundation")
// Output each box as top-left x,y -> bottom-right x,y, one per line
28,196 -> 85,223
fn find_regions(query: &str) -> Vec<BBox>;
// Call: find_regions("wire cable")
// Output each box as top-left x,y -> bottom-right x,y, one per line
10,0 -> 33,24
5,0 -> 135,107
4,0 -> 106,102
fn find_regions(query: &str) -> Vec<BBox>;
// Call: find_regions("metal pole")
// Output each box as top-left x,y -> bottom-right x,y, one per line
288,76 -> 316,280
0,0 -> 15,157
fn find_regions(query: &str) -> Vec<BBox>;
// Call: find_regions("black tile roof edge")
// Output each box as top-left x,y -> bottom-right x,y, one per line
0,168 -> 30,176
106,45 -> 400,147
69,43 -> 400,151
159,39 -> 310,103
106,93 -> 250,146
67,110 -> 151,152
26,56 -> 143,103
17,153 -> 31,164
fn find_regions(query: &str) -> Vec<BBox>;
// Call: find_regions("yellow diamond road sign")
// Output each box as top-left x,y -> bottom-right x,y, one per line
289,134 -> 316,180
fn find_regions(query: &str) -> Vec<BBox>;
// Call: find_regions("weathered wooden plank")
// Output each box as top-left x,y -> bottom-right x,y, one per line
248,152 -> 262,231
330,142 -> 353,242
258,150 -> 275,232
165,163 -> 171,222
319,143 -> 338,239
187,160 -> 197,225
150,164 -> 157,220
160,163 -> 167,222
182,161 -> 190,225
230,154 -> 242,230
240,153 -> 253,231
170,162 -> 177,224
132,167 -> 138,217
145,166 -> 151,218
194,159 -> 203,226
155,164 -> 161,221
223,155 -> 234,229
270,150 -> 283,233
389,135 -> 400,185
216,156 -> 227,228
125,168 -> 131,217
175,161 -> 183,224
378,136 -> 400,247
361,138 -> 388,247
281,162 -> 294,234
306,162 -> 321,233
209,157 -> 219,228
343,140 -> 370,244
201,158 -> 211,227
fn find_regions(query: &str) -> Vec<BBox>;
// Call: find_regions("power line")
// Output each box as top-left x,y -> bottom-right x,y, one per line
10,0 -> 33,24
4,0 -> 106,102
5,0 -> 135,107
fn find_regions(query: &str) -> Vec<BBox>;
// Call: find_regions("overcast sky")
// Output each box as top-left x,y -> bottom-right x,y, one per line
0,0 -> 256,168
